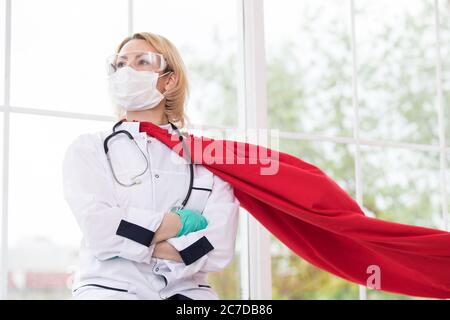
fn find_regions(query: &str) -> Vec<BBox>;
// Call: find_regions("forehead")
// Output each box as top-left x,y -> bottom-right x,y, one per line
118,39 -> 157,55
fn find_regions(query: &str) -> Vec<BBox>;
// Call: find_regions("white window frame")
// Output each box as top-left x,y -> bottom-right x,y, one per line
236,0 -> 272,300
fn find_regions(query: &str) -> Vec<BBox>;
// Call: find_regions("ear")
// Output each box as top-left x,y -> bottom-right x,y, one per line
164,72 -> 177,91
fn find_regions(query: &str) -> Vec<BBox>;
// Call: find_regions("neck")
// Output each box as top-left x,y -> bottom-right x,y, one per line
125,104 -> 169,125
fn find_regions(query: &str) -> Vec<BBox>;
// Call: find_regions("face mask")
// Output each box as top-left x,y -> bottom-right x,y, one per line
108,66 -> 171,111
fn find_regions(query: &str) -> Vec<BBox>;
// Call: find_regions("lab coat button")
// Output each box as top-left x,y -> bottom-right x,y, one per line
155,174 -> 159,178
155,267 -> 159,272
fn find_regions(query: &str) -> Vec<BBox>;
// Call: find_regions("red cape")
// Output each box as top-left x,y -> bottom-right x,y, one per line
139,120 -> 450,299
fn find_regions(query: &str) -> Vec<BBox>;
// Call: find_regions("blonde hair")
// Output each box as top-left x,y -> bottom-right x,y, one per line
113,32 -> 189,129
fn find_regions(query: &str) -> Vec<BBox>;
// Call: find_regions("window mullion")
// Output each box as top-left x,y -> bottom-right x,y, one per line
1,0 -> 12,300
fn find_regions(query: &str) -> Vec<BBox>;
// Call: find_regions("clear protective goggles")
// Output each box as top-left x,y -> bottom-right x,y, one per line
106,51 -> 168,76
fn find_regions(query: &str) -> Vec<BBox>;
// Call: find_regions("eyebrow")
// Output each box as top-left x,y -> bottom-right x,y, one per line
118,53 -> 146,60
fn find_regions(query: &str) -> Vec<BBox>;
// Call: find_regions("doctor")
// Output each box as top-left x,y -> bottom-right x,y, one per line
62,32 -> 240,300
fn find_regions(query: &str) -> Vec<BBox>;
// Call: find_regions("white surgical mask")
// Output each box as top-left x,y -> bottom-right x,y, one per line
108,66 -> 171,111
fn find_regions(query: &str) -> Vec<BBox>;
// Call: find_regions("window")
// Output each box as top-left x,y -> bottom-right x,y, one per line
1,0 -> 242,300
265,0 -> 449,300
0,0 -> 5,105
10,0 -> 128,116
440,1 -> 450,143
271,140 -> 358,299
0,0 -> 448,300
356,0 -> 438,145
134,0 -> 239,128
7,114 -> 107,299
265,0 -> 359,300
265,0 -> 353,138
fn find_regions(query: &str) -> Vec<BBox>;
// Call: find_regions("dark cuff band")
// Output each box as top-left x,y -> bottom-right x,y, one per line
116,220 -> 155,246
179,236 -> 214,265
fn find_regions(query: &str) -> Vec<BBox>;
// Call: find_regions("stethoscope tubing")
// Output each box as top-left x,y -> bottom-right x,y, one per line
103,119 -> 194,210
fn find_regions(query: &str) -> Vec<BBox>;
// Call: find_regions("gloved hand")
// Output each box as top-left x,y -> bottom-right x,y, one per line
170,207 -> 208,237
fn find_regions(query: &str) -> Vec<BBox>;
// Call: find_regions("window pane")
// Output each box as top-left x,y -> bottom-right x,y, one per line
439,1 -> 450,143
361,146 -> 440,299
208,219 -> 242,299
362,147 -> 441,228
134,0 -> 239,128
10,0 -> 128,116
356,0 -> 438,144
271,139 -> 358,299
448,152 -> 450,228
7,113 -> 108,299
265,0 -> 353,137
0,112 -> 3,279
0,0 -> 5,105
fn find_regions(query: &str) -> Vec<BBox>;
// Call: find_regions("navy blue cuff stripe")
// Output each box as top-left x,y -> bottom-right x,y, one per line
192,187 -> 212,192
179,236 -> 214,265
116,220 -> 155,246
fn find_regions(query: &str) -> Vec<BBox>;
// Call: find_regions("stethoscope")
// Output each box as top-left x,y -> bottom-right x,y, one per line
103,119 -> 194,211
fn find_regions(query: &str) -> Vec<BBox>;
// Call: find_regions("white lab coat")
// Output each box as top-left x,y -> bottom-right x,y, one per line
62,121 -> 240,300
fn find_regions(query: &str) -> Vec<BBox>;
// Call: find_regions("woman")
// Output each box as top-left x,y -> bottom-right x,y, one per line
62,32 -> 240,300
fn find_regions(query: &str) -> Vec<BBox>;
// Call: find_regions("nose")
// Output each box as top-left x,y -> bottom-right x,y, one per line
126,61 -> 136,69
122,57 -> 138,70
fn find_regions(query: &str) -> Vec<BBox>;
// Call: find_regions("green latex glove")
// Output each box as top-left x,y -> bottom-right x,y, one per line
170,207 -> 208,237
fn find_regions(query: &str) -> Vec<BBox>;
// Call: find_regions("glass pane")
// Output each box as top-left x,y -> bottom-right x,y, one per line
439,1 -> 450,143
271,139 -> 359,299
7,113 -> 108,299
134,0 -> 239,128
265,0 -> 353,137
440,2 -> 450,232
0,0 -> 5,105
361,147 -> 440,299
448,152 -> 450,230
207,218 -> 241,299
0,112 -> 3,284
355,0 -> 439,144
362,147 -> 441,228
10,0 -> 128,116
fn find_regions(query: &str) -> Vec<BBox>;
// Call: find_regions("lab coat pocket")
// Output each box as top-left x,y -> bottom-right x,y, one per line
184,174 -> 213,214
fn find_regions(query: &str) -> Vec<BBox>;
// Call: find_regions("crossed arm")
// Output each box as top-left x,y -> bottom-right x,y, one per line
63,135 -> 237,270
150,212 -> 183,262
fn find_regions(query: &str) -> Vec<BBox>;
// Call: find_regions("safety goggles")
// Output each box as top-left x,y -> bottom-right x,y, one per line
106,51 -> 168,76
